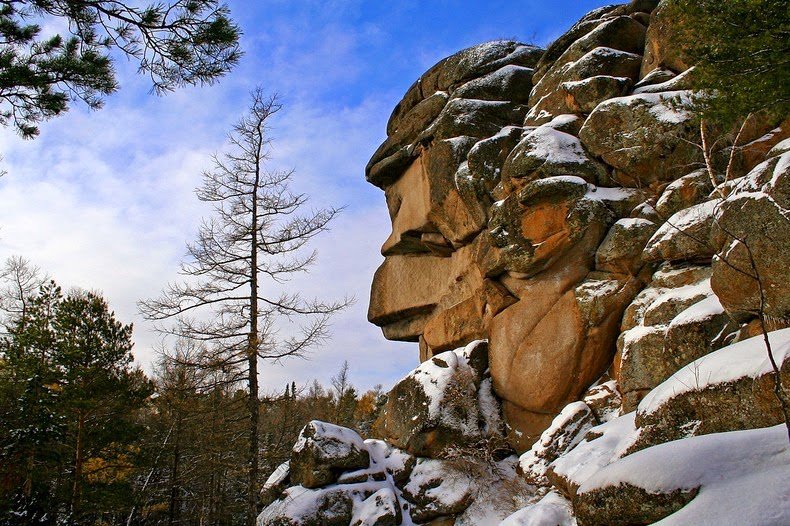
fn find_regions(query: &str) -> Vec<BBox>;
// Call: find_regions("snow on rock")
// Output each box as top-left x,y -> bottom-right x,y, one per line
581,380 -> 621,423
350,487 -> 402,526
579,89 -> 701,186
574,425 -> 790,526
632,67 -> 695,95
502,121 -> 607,189
479,377 -> 505,436
630,328 -> 790,451
290,421 -> 370,488
257,484 -> 356,526
401,458 -> 475,523
456,456 -> 536,526
668,294 -> 724,328
519,402 -> 596,486
373,341 -> 492,457
499,491 -> 577,526
338,439 -> 414,485
260,461 -> 291,506
644,199 -> 720,262
547,412 -> 639,497
517,126 -> 592,165
595,90 -> 693,124
639,328 -> 790,416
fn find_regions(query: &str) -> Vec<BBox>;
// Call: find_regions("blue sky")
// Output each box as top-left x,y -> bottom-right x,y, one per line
0,0 -> 610,393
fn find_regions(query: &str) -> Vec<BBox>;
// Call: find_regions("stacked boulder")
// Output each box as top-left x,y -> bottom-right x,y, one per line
365,0 -> 790,453
263,0 -> 790,523
259,342 -> 534,526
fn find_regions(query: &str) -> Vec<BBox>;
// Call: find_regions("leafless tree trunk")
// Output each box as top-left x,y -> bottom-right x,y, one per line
140,88 -> 349,525
671,119 -> 790,441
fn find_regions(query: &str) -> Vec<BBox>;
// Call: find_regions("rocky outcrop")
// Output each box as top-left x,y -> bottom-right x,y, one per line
291,422 -> 371,488
365,0 -> 790,458
372,341 -> 500,457
259,344 -> 531,526
263,0 -> 790,524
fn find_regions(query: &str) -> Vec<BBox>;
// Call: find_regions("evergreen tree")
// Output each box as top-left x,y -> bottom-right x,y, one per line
666,0 -> 789,126
0,0 -> 241,138
0,283 -> 151,524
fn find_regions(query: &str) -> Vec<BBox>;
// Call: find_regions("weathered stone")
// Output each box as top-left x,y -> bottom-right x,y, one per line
367,145 -> 417,189
640,0 -> 693,77
579,91 -> 701,187
532,5 -> 622,81
710,152 -> 790,319
616,270 -> 719,411
527,47 -> 642,124
423,281 -> 515,353
582,380 -> 622,423
290,422 -> 370,489
562,75 -> 632,113
518,401 -> 596,486
501,402 -> 558,454
257,486 -> 354,526
466,126 -> 523,197
633,67 -> 676,90
649,263 -> 712,289
387,41 -> 543,137
643,200 -> 719,263
372,344 -> 487,457
350,487 -> 402,526
574,484 -> 697,526
501,124 -> 608,194
369,239 -> 484,341
595,217 -> 658,275
630,329 -> 790,452
488,179 -> 612,277
419,99 -> 528,143
369,91 -> 450,176
401,459 -> 474,522
452,65 -> 534,103
632,65 -> 696,94
488,241 -> 636,447
260,462 -> 290,508
531,16 -> 647,106
734,115 -> 790,176
654,168 -> 713,218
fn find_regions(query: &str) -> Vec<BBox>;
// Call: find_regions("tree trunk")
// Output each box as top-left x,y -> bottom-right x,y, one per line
246,157 -> 261,526
168,413 -> 182,526
71,410 -> 85,517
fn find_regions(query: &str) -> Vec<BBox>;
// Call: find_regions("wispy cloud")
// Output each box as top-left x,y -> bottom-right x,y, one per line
0,0 -> 611,391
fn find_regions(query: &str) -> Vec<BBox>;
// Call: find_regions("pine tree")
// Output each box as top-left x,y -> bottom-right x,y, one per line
0,0 -> 241,138
0,283 -> 151,524
665,0 -> 789,127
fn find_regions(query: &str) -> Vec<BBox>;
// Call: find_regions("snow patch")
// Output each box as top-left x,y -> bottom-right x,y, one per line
549,412 -> 640,491
638,328 -> 790,416
499,491 -> 577,526
578,425 -> 790,526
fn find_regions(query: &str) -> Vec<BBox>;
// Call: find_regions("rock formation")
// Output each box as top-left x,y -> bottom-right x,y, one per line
364,0 -> 790,451
258,0 -> 790,524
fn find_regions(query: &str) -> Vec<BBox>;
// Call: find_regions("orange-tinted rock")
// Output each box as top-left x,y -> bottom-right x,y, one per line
578,91 -> 701,186
502,401 -> 557,452
640,1 -> 693,77
710,152 -> 790,319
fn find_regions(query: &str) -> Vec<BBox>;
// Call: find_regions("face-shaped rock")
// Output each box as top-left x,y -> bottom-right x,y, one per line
366,29 -> 658,450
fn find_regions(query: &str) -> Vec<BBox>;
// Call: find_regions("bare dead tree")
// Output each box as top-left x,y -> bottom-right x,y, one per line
0,255 -> 48,333
139,89 -> 349,525
655,117 -> 790,441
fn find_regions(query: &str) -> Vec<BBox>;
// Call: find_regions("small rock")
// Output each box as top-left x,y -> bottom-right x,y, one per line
290,421 -> 370,489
